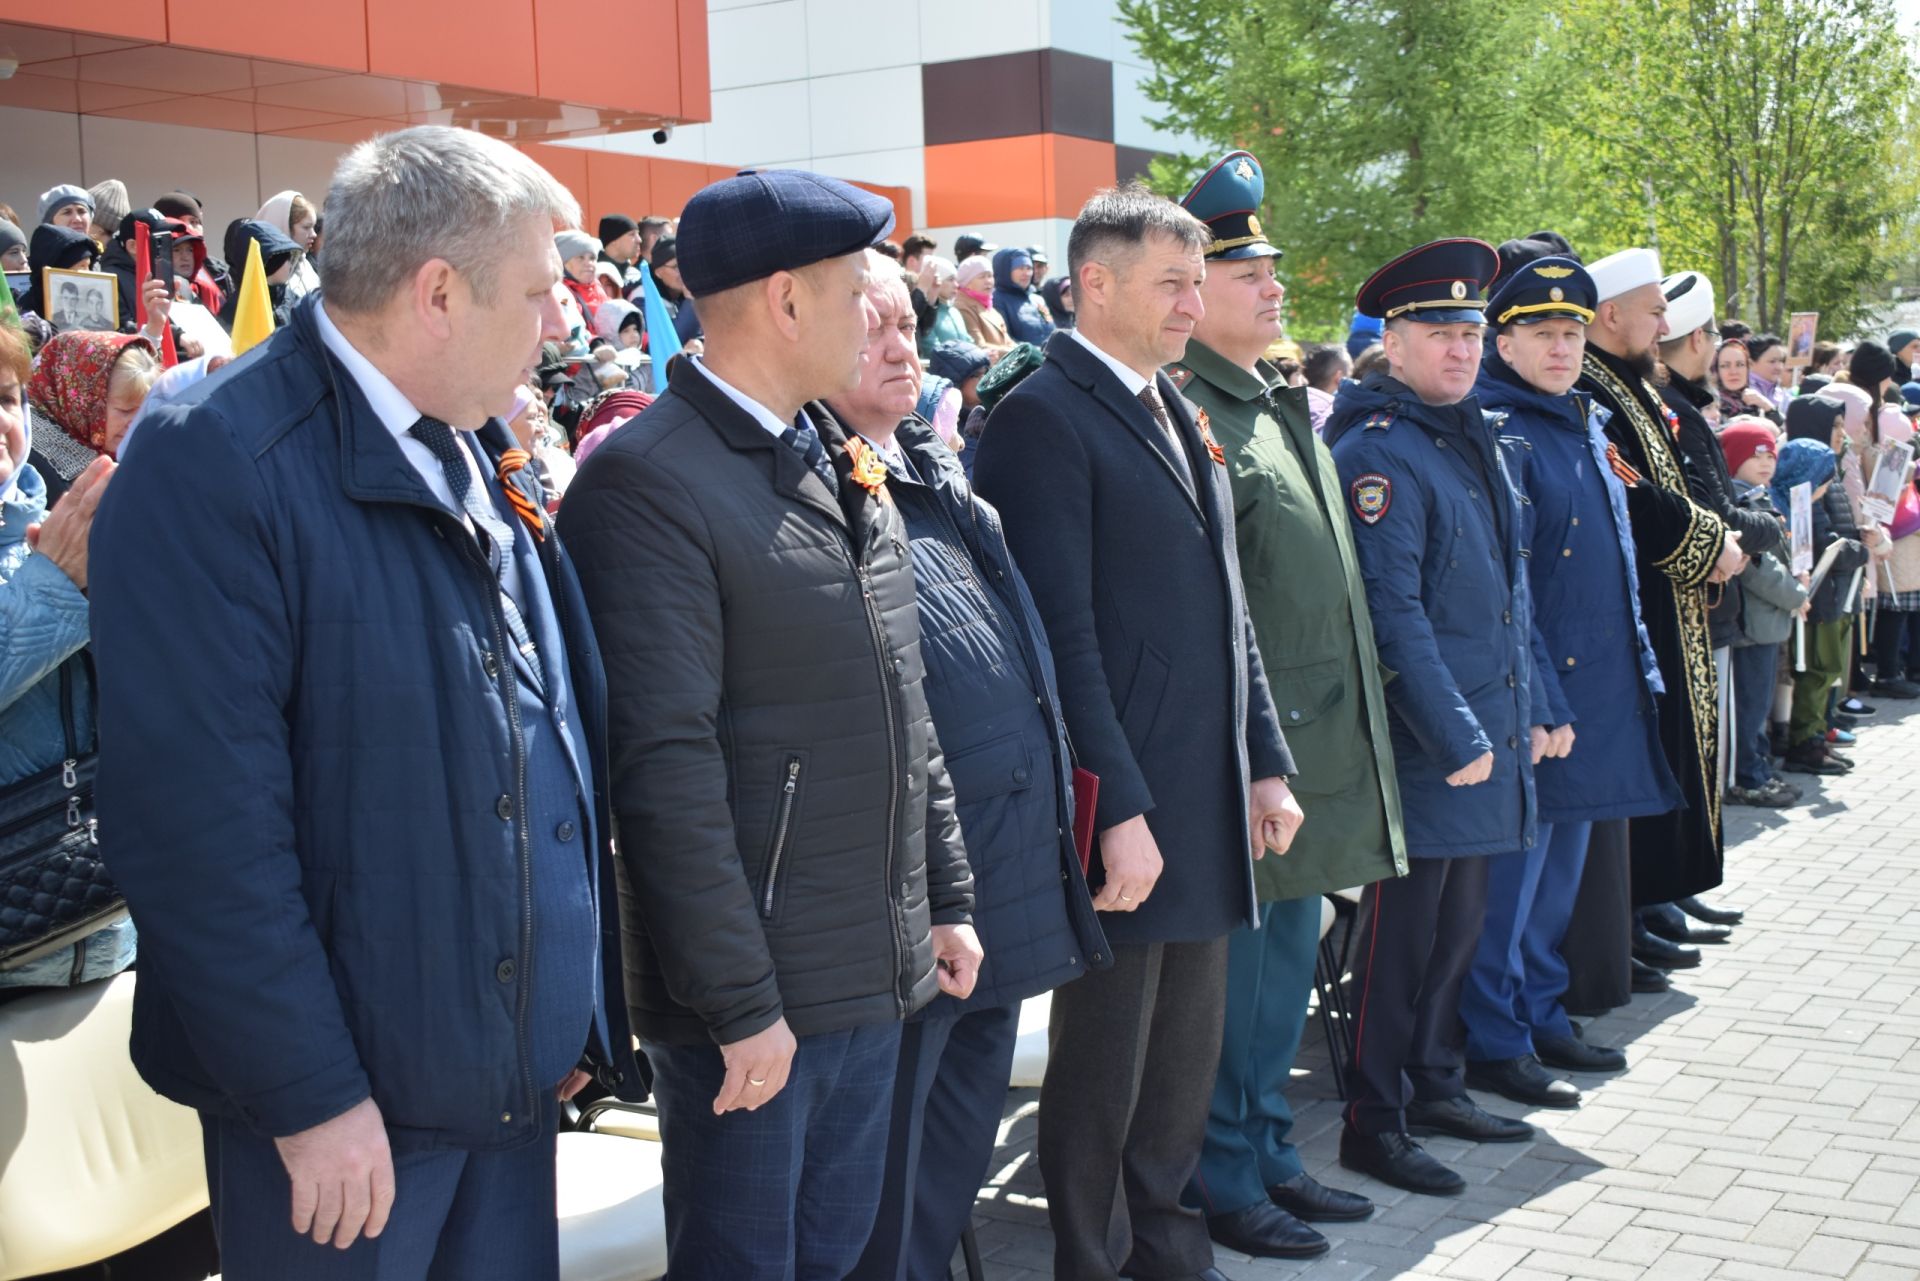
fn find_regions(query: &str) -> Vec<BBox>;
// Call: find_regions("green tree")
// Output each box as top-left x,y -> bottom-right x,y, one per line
1121,0 -> 1920,338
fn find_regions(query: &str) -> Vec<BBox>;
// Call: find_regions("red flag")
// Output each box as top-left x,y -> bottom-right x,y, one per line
131,219 -> 179,368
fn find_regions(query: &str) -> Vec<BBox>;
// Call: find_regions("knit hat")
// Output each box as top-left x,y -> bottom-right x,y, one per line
1849,340 -> 1897,393
650,236 -> 678,270
1719,419 -> 1780,477
554,229 -> 600,262
597,213 -> 638,245
37,184 -> 92,226
1771,437 -> 1837,513
0,219 -> 24,261
153,191 -> 203,221
1784,394 -> 1845,444
1901,381 -> 1920,412
1888,330 -> 1920,358
927,340 -> 992,385
956,257 -> 993,290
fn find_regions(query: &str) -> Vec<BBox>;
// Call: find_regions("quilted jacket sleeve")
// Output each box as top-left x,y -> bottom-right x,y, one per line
0,549 -> 90,715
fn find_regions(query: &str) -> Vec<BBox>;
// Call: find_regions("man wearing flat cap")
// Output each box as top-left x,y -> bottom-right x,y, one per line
1575,248 -> 1741,934
1458,257 -> 1683,1110
1325,238 -> 1552,1195
1169,150 -> 1402,1262
561,169 -> 982,1280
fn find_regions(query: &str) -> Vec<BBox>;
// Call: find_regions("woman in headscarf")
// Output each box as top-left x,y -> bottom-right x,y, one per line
0,314 -> 137,991
25,332 -> 161,504
916,256 -> 971,356
254,190 -> 321,302
20,223 -> 97,324
570,388 -> 654,470
953,256 -> 1014,359
1040,274 -> 1076,331
218,219 -> 300,332
1713,338 -> 1779,425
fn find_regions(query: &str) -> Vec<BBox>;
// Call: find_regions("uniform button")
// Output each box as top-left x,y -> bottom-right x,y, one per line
482,651 -> 499,679
496,794 -> 513,820
1571,517 -> 1581,526
1013,767 -> 1030,784
501,1112 -> 513,1124
1565,657 -> 1576,668
1503,611 -> 1512,624
1562,548 -> 1572,557
1436,439 -> 1448,449
1508,735 -> 1519,749
1507,674 -> 1517,688
1449,559 -> 1459,569
1469,489 -> 1479,499
557,820 -> 576,842
496,959 -> 516,982
1289,709 -> 1302,721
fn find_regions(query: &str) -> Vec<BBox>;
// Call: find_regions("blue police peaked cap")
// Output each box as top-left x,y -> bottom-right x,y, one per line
1485,255 -> 1596,328
1179,150 -> 1280,261
1355,238 -> 1500,324
677,169 -> 897,297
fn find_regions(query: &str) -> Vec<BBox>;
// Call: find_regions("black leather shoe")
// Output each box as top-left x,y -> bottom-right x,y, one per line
1632,920 -> 1701,969
1677,895 -> 1743,926
1267,1171 -> 1374,1222
1405,1094 -> 1534,1142
1339,1128 -> 1466,1195
1535,1033 -> 1627,1072
1869,677 -> 1920,698
1205,1202 -> 1329,1260
1643,903 -> 1733,945
1122,1270 -> 1234,1281
1630,957 -> 1671,993
1466,1055 -> 1581,1108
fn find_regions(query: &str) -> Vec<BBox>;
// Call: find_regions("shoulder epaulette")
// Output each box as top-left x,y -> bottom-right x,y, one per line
1363,411 -> 1395,431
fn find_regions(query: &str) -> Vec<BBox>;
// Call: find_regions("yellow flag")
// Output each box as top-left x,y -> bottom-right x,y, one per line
230,236 -> 275,356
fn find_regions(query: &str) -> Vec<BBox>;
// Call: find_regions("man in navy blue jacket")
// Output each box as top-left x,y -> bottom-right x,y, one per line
1325,239 -> 1556,1196
90,126 -> 643,1278
835,258 -> 1108,1281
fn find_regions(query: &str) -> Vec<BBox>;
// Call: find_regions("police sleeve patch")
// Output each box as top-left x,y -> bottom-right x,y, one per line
1350,472 -> 1392,524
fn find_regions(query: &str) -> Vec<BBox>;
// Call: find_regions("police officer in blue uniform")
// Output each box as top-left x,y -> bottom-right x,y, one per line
1458,258 -> 1684,1109
1325,239 -> 1554,1195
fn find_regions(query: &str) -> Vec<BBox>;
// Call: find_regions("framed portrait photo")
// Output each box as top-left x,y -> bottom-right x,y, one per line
43,266 -> 118,334
1786,311 -> 1820,366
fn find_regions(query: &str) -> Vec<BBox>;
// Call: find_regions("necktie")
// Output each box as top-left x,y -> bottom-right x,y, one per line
410,415 -> 546,689
1137,384 -> 1194,487
782,419 -> 839,494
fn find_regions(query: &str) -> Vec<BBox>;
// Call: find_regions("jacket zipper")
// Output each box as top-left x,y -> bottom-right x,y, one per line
854,558 -> 908,1014
761,756 -> 801,918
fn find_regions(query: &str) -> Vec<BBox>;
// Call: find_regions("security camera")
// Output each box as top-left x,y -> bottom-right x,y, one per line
652,123 -> 675,145
0,58 -> 18,81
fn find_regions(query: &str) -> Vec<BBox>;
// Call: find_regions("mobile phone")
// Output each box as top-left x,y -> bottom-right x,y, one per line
151,230 -> 175,293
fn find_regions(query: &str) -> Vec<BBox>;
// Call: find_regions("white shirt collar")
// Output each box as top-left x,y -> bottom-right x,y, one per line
313,300 -> 427,443
1068,327 -> 1151,397
691,357 -> 795,440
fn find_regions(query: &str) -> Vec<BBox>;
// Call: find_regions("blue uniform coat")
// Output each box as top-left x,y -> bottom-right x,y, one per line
1475,352 -> 1682,825
1325,374 -> 1542,859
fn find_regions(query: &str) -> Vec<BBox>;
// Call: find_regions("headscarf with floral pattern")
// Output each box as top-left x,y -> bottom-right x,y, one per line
27,330 -> 153,453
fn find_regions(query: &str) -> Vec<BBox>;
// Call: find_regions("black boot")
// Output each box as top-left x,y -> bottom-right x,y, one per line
1677,895 -> 1743,926
1633,918 -> 1701,969
1466,1055 -> 1581,1108
1338,1128 -> 1466,1195
1643,902 -> 1732,945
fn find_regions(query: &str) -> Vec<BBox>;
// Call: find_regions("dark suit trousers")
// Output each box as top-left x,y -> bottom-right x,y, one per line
849,1003 -> 1019,1281
1561,818 -> 1634,1015
200,1103 -> 559,1281
1343,856 -> 1491,1135
1039,937 -> 1228,1281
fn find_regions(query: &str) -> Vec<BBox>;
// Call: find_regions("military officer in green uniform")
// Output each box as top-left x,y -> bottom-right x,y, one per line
1171,150 -> 1408,1260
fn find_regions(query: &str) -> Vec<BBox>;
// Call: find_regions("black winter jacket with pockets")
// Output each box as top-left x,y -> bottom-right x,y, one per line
560,359 -> 973,1047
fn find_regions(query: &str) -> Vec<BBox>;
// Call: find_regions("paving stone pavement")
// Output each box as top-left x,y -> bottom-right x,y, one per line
955,697 -> 1920,1279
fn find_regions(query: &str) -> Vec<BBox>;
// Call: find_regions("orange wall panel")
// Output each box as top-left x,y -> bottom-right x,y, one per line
169,0 -> 367,72
675,0 -> 707,123
534,0 -> 681,117
649,158 -> 712,216
516,142 -> 592,218
925,136 -> 1047,227
848,181 -> 914,240
585,150 -> 655,223
0,0 -> 166,41
1044,135 -> 1115,222
366,0 -> 538,98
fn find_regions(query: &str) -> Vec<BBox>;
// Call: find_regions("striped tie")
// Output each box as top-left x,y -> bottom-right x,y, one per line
410,416 -> 546,690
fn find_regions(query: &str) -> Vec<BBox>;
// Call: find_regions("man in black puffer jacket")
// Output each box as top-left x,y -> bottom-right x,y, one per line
560,171 -> 980,1281
834,260 -> 1109,1281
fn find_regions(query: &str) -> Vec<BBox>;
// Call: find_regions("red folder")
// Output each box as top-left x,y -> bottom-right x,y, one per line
1071,767 -> 1099,875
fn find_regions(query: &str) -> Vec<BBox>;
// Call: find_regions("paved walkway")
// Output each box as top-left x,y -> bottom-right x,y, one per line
962,697 -> 1920,1280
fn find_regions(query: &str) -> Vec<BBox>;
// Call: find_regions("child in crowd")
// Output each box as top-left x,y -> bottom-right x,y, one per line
1722,418 -> 1808,805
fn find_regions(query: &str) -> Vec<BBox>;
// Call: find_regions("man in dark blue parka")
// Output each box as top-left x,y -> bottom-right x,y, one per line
1326,238 -> 1554,1197
835,261 -> 1108,1281
89,128 -> 644,1278
1459,257 -> 1684,1109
